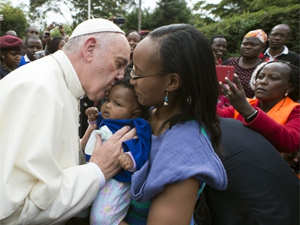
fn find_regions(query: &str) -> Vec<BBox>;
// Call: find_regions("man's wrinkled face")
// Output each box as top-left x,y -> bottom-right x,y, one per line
82,34 -> 130,102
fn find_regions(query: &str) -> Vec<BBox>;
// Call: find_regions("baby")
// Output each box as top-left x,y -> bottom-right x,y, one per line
81,77 -> 151,224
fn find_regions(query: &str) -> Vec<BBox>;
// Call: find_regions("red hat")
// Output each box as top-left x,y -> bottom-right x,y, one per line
139,30 -> 150,35
0,35 -> 23,50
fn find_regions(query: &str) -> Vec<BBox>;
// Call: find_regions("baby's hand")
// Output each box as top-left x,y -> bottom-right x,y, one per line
118,153 -> 134,171
85,107 -> 99,122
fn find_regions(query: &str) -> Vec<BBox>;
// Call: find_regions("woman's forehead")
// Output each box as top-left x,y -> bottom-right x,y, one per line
134,38 -> 160,65
262,63 -> 289,75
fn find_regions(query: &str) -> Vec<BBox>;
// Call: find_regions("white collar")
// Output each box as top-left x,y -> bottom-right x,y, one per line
265,45 -> 289,58
24,54 -> 31,62
51,50 -> 85,99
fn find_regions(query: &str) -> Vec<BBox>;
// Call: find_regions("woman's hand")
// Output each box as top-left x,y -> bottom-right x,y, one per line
219,74 -> 256,118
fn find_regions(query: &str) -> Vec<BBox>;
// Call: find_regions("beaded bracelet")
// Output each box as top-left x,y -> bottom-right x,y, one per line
245,110 -> 258,122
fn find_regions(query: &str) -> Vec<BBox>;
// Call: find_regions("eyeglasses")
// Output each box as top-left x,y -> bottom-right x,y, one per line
130,69 -> 166,80
269,33 -> 288,39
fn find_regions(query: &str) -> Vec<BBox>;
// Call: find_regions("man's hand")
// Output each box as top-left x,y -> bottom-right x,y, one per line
46,22 -> 55,31
59,25 -> 65,36
89,126 -> 136,181
119,153 -> 134,171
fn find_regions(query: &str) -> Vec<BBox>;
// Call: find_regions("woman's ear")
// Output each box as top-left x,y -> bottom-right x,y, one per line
83,37 -> 97,62
287,83 -> 294,95
0,51 -> 5,59
167,73 -> 182,91
132,109 -> 142,119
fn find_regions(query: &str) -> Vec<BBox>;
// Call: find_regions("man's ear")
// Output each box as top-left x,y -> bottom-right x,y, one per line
132,109 -> 142,119
166,73 -> 182,92
83,37 -> 97,62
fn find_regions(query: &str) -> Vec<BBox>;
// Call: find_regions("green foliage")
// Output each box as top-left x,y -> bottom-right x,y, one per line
198,4 -> 300,58
123,0 -> 192,32
249,0 -> 299,11
151,0 -> 192,28
208,0 -> 251,19
28,0 -> 136,31
28,0 -> 67,27
50,24 -> 72,38
0,1 -> 28,38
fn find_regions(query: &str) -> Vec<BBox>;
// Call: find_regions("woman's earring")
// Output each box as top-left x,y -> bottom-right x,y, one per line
284,92 -> 288,97
164,91 -> 169,106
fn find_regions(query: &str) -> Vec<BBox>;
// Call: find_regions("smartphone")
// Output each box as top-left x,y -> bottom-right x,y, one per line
215,65 -> 235,83
43,32 -> 50,37
35,50 -> 45,59
54,22 -> 62,27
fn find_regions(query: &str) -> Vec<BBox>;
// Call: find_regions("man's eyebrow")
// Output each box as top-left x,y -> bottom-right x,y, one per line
120,57 -> 128,66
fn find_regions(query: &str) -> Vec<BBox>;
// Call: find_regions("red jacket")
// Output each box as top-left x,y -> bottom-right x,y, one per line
218,100 -> 300,153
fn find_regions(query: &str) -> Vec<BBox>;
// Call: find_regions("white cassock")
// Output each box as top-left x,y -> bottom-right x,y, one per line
0,50 -> 105,224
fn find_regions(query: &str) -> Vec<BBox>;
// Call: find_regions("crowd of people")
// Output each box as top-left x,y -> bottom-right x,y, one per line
0,22 -> 69,78
0,17 -> 299,225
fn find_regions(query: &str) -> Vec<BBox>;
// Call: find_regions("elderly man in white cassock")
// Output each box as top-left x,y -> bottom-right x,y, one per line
0,19 -> 134,224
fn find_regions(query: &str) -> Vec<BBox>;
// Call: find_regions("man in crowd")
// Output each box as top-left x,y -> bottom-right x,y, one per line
18,35 -> 43,67
263,24 -> 300,68
0,18 -> 134,224
24,25 -> 40,37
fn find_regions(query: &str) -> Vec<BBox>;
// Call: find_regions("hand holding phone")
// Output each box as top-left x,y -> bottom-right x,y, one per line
216,65 -> 235,83
43,31 -> 50,38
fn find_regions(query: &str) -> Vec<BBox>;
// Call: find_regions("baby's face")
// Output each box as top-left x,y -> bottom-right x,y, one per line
101,85 -> 140,120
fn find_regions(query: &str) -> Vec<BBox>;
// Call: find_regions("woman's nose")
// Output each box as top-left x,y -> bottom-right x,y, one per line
259,77 -> 268,84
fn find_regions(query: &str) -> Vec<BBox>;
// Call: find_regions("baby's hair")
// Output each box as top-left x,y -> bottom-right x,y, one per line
114,76 -> 150,120
252,60 -> 299,102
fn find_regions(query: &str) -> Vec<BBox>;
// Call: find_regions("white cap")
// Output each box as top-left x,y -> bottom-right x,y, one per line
69,18 -> 124,40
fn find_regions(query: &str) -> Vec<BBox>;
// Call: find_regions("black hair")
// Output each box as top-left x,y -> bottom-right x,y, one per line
149,24 -> 221,150
254,60 -> 300,102
114,76 -> 150,120
47,37 -> 64,54
210,34 -> 225,45
25,26 -> 38,34
124,61 -> 133,79
125,30 -> 143,40
24,35 -> 41,46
